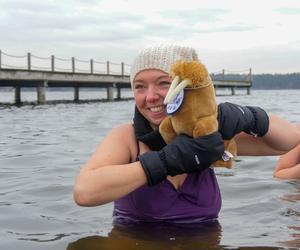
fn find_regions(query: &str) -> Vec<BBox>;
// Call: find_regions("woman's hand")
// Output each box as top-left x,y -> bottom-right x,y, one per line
217,102 -> 269,140
139,132 -> 224,186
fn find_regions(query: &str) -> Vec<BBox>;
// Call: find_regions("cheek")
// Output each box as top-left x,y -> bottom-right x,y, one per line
133,92 -> 144,107
158,88 -> 169,100
161,88 -> 169,97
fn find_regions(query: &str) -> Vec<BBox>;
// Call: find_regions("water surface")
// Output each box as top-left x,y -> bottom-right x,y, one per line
0,89 -> 299,249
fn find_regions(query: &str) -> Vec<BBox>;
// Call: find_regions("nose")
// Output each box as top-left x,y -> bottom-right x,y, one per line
145,85 -> 160,103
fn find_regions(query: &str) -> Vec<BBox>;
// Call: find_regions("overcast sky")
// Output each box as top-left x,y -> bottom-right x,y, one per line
0,0 -> 300,74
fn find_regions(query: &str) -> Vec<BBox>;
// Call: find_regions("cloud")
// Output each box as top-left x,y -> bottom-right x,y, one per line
276,8 -> 300,15
0,0 -> 60,13
193,24 -> 260,33
155,8 -> 261,35
200,43 -> 300,74
0,3 -> 146,45
160,8 -> 230,23
0,0 -> 299,73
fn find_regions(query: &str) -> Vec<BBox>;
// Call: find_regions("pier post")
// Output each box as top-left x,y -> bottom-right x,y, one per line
90,59 -> 94,74
107,86 -> 114,101
15,86 -> 21,105
37,81 -> 47,105
72,57 -> 75,73
51,55 -> 55,72
27,53 -> 31,71
247,68 -> 252,95
74,86 -> 79,102
121,62 -> 124,76
231,87 -> 235,95
116,87 -> 121,100
247,87 -> 251,95
249,68 -> 252,81
106,61 -> 110,75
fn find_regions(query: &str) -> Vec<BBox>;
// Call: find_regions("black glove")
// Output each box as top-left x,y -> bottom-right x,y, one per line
217,102 -> 269,140
138,132 -> 224,186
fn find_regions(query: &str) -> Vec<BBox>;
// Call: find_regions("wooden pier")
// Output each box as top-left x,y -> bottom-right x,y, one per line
0,68 -> 131,105
0,50 -> 252,105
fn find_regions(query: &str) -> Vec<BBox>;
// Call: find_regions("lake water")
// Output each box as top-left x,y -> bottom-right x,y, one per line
0,89 -> 299,250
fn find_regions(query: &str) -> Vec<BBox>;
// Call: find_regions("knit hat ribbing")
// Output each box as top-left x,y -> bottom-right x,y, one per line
130,44 -> 199,88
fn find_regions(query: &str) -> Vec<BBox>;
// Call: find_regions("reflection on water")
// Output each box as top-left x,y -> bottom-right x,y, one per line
68,220 -> 223,250
281,181 -> 300,203
67,220 -> 288,250
280,226 -> 300,250
278,181 -> 300,249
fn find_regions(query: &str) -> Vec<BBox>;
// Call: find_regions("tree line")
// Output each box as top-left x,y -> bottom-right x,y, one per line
211,73 -> 300,89
252,73 -> 300,89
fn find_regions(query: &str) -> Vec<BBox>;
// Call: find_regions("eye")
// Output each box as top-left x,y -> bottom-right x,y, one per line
134,83 -> 145,90
159,81 -> 171,88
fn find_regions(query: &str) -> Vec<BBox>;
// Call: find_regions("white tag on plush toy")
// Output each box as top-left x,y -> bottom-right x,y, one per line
166,90 -> 184,115
222,151 -> 234,162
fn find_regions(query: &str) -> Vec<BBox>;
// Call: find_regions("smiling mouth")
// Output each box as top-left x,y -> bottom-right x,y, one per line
149,106 -> 164,113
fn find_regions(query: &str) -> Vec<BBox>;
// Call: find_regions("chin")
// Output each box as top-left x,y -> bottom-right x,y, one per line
149,118 -> 164,129
139,109 -> 166,128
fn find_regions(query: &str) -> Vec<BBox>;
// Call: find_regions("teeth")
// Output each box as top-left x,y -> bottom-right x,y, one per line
149,106 -> 163,112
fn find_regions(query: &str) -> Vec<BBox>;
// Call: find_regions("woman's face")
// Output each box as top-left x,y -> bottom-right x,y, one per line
133,69 -> 172,129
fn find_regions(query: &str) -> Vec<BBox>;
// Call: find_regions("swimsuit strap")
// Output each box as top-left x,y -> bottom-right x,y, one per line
135,138 -> 140,162
131,124 -> 140,163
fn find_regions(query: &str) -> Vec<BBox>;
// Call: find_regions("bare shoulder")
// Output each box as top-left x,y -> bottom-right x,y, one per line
85,123 -> 137,167
82,123 -> 137,170
108,123 -> 136,147
111,123 -> 134,137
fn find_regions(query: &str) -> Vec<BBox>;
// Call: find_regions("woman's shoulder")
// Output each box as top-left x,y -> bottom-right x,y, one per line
111,123 -> 134,137
111,123 -> 138,162
109,123 -> 137,149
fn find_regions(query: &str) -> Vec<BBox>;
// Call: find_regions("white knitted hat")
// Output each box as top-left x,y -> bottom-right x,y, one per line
130,44 -> 199,88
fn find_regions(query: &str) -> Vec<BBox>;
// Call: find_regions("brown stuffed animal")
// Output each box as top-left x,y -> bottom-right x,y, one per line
159,60 -> 236,168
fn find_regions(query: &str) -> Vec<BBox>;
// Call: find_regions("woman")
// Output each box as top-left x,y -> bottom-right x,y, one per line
73,44 -> 300,223
274,122 -> 300,179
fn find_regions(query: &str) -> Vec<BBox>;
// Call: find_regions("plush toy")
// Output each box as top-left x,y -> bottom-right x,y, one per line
159,60 -> 237,168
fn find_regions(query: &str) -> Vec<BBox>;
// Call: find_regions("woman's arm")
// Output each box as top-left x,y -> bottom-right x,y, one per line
74,125 -> 225,206
73,124 -> 147,206
273,122 -> 300,179
273,144 -> 300,179
235,115 -> 300,156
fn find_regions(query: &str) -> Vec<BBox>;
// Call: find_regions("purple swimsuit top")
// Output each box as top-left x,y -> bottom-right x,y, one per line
113,167 -> 221,223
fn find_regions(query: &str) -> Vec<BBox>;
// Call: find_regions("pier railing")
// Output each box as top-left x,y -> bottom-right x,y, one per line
0,50 -> 131,75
